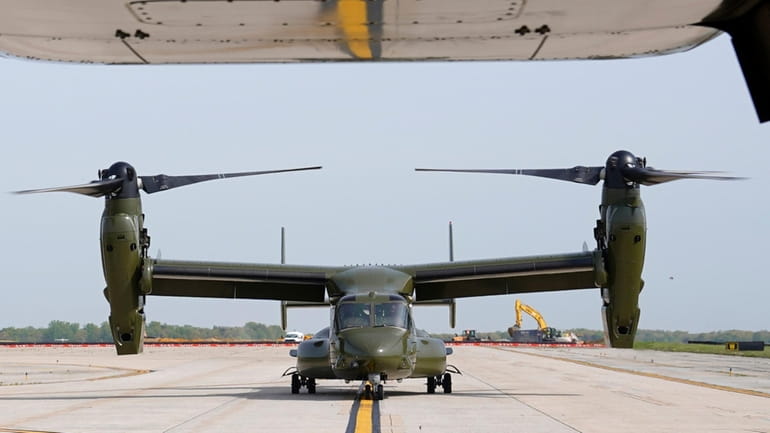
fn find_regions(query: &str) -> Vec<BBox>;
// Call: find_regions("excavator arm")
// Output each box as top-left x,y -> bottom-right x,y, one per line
514,299 -> 549,330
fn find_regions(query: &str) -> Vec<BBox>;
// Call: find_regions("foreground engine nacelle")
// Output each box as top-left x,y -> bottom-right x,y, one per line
595,153 -> 648,348
597,189 -> 646,348
96,162 -> 155,355
101,197 -> 148,355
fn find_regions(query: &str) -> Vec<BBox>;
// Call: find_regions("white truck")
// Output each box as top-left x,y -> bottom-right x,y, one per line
283,331 -> 305,343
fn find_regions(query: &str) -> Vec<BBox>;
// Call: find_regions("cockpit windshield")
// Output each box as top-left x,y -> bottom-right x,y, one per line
373,302 -> 408,328
337,303 -> 372,329
337,298 -> 408,330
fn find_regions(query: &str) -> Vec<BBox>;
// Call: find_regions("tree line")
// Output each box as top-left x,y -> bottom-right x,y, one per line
0,320 -> 284,343
565,328 -> 770,344
1,321 -> 767,343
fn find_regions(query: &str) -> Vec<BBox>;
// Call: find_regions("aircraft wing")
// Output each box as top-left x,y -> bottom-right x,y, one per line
149,258 -> 343,302
0,0 -> 722,64
397,251 -> 597,302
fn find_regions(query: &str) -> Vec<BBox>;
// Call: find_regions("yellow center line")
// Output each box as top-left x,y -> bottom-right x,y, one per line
337,0 -> 372,59
354,398 -> 373,433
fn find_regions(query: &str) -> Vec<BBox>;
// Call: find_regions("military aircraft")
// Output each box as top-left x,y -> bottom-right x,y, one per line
0,0 -> 768,122
16,150 -> 739,400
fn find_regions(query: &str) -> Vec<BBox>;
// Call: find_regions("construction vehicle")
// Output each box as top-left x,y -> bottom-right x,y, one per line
508,299 -> 580,344
452,329 -> 481,342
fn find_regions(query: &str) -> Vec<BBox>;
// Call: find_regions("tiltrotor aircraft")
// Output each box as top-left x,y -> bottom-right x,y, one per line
17,150 -> 738,400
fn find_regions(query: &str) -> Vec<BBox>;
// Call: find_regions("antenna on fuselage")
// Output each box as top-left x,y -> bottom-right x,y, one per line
449,221 -> 454,262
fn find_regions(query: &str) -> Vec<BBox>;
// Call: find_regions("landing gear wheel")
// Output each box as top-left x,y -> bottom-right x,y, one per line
291,373 -> 300,394
427,376 -> 436,394
307,377 -> 317,394
364,384 -> 372,399
442,373 -> 452,394
375,384 -> 384,400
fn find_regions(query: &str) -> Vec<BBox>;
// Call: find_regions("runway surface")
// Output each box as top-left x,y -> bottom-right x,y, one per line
0,344 -> 768,433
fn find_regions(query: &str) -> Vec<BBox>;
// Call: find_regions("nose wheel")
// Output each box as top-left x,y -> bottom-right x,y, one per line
363,374 -> 385,400
426,373 -> 452,394
290,373 -> 316,394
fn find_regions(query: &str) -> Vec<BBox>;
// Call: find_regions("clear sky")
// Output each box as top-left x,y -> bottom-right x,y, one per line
1,34 -> 767,335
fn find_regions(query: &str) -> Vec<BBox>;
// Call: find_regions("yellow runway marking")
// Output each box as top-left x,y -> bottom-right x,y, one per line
499,347 -> 770,399
355,398 -> 373,433
337,0 -> 372,59
346,389 -> 381,433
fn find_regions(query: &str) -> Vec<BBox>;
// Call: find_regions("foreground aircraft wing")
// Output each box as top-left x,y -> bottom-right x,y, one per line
3,0 -> 768,122
397,251 -> 597,302
0,0 -> 723,64
149,259 -> 343,302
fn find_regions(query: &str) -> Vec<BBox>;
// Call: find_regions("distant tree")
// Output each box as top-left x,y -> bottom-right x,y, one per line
42,320 -> 80,342
82,323 -> 103,342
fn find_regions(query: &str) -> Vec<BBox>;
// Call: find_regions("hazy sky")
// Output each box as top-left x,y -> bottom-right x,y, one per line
1,34 -> 767,335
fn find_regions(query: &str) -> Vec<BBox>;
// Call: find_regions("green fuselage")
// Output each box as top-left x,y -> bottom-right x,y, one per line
294,267 -> 448,381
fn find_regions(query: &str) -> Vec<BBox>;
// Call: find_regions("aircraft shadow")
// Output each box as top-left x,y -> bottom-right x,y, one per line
0,384 -> 360,403
0,383 -> 579,402
383,389 -> 581,399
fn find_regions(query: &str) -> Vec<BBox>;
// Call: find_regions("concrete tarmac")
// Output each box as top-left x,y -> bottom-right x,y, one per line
0,344 -> 768,433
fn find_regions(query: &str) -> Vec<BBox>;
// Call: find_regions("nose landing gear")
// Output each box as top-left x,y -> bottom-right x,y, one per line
426,372 -> 453,394
290,373 -> 316,394
426,365 -> 461,394
363,373 -> 385,400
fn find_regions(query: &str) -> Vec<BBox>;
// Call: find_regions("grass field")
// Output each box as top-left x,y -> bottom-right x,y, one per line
634,342 -> 770,358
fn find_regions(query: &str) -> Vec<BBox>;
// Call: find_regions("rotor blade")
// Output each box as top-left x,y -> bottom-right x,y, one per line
14,178 -> 124,197
621,166 -> 746,186
139,166 -> 322,194
416,166 -> 604,185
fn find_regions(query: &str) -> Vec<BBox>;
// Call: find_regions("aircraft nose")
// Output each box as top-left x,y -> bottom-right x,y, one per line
341,327 -> 407,358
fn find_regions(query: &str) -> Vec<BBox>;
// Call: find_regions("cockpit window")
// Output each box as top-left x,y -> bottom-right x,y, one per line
374,302 -> 408,328
337,303 -> 371,329
336,300 -> 409,330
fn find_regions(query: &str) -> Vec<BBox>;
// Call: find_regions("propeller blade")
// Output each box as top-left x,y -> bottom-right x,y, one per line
621,166 -> 746,186
416,166 -> 604,185
139,166 -> 322,194
14,178 -> 124,198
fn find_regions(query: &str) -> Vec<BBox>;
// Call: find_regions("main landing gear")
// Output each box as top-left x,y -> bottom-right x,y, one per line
426,373 -> 452,394
426,366 -> 461,394
290,373 -> 316,394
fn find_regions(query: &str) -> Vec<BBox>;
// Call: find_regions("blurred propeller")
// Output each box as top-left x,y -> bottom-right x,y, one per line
15,178 -> 124,197
618,166 -> 742,186
138,167 -> 322,194
16,164 -> 322,198
417,150 -> 744,188
416,166 -> 603,185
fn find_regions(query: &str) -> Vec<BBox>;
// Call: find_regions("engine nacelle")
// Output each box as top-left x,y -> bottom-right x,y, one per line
598,189 -> 646,348
100,199 -> 147,355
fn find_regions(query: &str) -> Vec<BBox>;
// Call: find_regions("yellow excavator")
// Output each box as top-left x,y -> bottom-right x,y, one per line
508,299 -> 580,343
